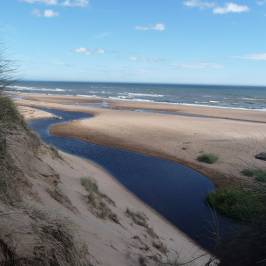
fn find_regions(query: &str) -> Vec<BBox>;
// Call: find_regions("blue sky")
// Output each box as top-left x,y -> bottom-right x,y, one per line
0,0 -> 266,85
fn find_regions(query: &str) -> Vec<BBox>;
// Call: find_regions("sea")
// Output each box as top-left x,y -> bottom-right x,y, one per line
8,81 -> 266,110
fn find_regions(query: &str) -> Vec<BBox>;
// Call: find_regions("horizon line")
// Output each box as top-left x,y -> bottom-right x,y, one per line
18,79 -> 266,88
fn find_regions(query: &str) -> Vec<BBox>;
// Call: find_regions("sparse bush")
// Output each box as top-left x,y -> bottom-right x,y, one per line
197,153 -> 218,164
207,187 -> 266,222
241,168 -> 266,183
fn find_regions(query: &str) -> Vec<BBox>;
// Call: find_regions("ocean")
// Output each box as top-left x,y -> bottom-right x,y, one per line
8,81 -> 266,110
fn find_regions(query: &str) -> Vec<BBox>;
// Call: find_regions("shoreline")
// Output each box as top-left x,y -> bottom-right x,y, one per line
10,90 -> 266,112
15,93 -> 266,188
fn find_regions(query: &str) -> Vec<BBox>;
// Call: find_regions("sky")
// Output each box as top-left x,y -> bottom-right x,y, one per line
0,0 -> 266,85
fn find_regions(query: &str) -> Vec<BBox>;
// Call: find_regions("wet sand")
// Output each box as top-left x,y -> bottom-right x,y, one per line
16,93 -> 266,187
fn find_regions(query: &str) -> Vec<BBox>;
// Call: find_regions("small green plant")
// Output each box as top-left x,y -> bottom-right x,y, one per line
207,187 -> 266,222
241,169 -> 254,177
256,172 -> 266,182
80,177 -> 99,194
241,169 -> 266,183
197,153 -> 218,164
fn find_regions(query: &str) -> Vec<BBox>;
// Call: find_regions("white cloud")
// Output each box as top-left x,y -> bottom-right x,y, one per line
21,0 -> 89,7
44,9 -> 59,17
135,23 -> 165,32
62,0 -> 89,7
184,1 -> 250,15
213,3 -> 249,14
74,47 -> 91,54
174,62 -> 223,69
183,0 -> 215,9
22,0 -> 58,4
74,47 -> 105,55
240,53 -> 266,61
33,8 -> 59,17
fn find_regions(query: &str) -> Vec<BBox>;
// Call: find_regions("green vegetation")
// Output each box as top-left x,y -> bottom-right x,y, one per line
241,168 -> 266,182
207,187 -> 266,222
0,96 -> 27,130
210,185 -> 266,265
0,96 -> 24,203
197,153 -> 218,164
81,177 -> 99,194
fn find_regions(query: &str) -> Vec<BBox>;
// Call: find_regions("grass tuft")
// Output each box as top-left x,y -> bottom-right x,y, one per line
125,208 -> 148,227
80,177 -> 119,223
241,168 -> 266,183
81,177 -> 99,194
197,153 -> 218,164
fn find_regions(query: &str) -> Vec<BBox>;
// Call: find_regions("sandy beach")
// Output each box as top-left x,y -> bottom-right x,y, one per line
18,105 -> 58,120
16,93 -> 266,187
11,93 -> 216,265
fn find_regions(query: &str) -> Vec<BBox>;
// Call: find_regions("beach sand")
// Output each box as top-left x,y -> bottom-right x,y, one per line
11,94 -> 216,265
43,150 -> 212,265
16,93 -> 266,187
18,105 -> 58,120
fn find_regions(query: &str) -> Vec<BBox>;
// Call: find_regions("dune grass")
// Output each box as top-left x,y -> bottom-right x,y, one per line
125,208 -> 148,227
80,177 -> 119,223
80,177 -> 99,194
0,96 -> 27,130
241,168 -> 266,183
197,153 -> 218,164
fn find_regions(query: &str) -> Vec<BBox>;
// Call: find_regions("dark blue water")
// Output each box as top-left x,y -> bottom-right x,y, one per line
9,81 -> 266,110
28,108 -> 237,251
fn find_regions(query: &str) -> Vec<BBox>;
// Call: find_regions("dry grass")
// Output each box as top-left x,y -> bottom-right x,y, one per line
126,208 -> 168,255
81,177 -> 119,223
0,209 -> 92,265
126,208 -> 148,227
0,96 -> 27,130
47,186 -> 77,213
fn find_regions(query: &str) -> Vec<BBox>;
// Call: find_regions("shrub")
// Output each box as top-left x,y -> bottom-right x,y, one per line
241,169 -> 266,183
207,187 -> 266,222
256,171 -> 266,182
197,153 -> 218,164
